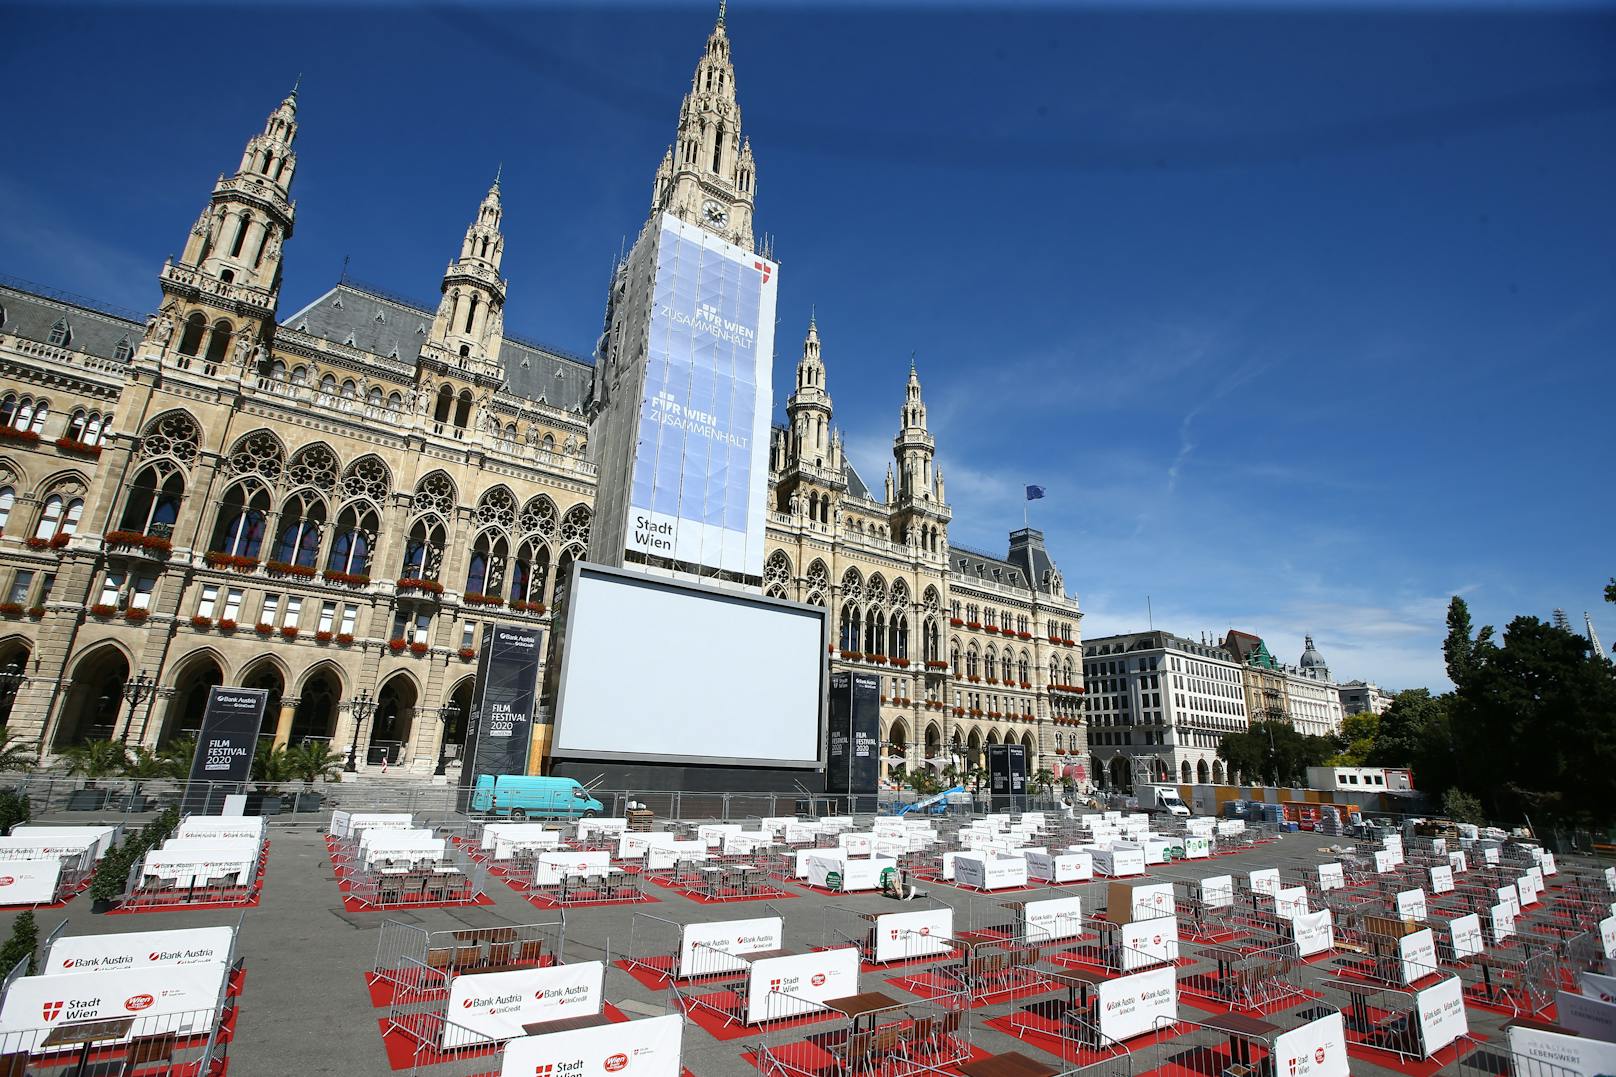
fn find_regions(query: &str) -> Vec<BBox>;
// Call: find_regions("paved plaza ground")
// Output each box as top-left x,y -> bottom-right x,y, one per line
0,812 -> 1566,1077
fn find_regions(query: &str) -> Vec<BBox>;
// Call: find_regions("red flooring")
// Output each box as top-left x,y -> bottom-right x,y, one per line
645,876 -> 798,903
341,892 -> 495,913
675,990 -> 840,1042
1345,1035 -> 1480,1077
520,890 -> 659,910
982,1012 -> 1147,1067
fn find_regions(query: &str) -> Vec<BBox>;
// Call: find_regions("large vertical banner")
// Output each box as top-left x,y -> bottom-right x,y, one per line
826,672 -> 879,804
625,214 -> 777,579
463,625 -> 543,790
184,687 -> 268,811
987,743 -> 1028,810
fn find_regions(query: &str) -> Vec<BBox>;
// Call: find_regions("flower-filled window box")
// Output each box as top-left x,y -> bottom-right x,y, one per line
1062,638 -> 1076,646
1017,631 -> 1033,640
89,604 -> 116,619
953,707 -> 966,717
924,660 -> 948,670
511,600 -> 547,615
967,676 -> 981,684
191,615 -> 213,629
1048,636 -> 1061,644
983,625 -> 999,634
986,677 -> 999,685
322,570 -> 370,587
265,561 -> 317,579
840,650 -> 864,661
49,532 -> 71,549
1020,681 -> 1032,690
218,618 -> 238,632
969,708 -> 983,717
124,608 -> 150,623
396,578 -> 444,596
409,641 -> 429,657
280,626 -> 299,640
254,622 -> 275,636
388,638 -> 408,653
24,537 -> 50,551
54,437 -> 103,458
314,630 -> 334,643
0,603 -> 23,618
891,657 -> 910,668
105,530 -> 172,556
26,606 -> 44,619
0,428 -> 40,444
966,621 -> 982,630
949,618 -> 964,627
463,592 -> 505,608
458,647 -> 476,661
205,552 -> 259,572
335,632 -> 354,646
869,654 -> 888,665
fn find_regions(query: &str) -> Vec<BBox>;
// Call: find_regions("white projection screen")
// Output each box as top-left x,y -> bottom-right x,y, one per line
553,564 -> 826,767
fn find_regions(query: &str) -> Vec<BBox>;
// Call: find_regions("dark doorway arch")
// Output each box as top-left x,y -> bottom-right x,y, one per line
1109,756 -> 1129,790
161,654 -> 224,746
291,669 -> 339,744
370,674 -> 418,765
52,645 -> 129,747
0,639 -> 30,728
442,677 -> 475,768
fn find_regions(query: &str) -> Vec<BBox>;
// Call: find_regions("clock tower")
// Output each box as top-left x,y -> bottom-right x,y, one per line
650,0 -> 757,252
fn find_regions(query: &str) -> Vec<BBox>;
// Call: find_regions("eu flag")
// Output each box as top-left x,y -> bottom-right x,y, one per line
1025,485 -> 1046,500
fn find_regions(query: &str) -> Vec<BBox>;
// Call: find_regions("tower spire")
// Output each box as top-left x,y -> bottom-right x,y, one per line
716,0 -> 726,31
422,178 -> 509,378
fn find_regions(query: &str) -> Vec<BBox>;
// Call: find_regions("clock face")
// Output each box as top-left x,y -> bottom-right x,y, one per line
701,200 -> 729,227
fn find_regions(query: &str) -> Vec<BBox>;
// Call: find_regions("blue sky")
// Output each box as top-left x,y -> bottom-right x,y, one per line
4,1 -> 1615,690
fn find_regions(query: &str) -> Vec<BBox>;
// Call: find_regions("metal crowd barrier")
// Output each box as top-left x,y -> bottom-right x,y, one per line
824,900 -> 959,967
754,988 -> 971,1077
1179,940 -> 1308,1013
344,841 -> 488,910
369,917 -> 566,1003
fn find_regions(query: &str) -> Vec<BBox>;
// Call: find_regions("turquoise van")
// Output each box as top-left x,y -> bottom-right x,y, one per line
470,774 -> 605,819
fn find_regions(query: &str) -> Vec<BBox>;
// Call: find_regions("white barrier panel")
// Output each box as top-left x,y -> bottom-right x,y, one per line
1527,866 -> 1546,897
1605,866 -> 1616,892
0,859 -> 60,904
0,838 -> 96,869
1429,866 -> 1454,895
806,854 -> 895,892
9,826 -> 119,859
1599,916 -> 1616,959
784,823 -> 819,844
177,817 -> 266,842
1182,836 -> 1211,860
1398,928 -> 1438,984
1129,882 -> 1176,920
759,817 -> 796,836
577,818 -> 628,839
1249,869 -> 1280,895
1273,1011 -> 1349,1077
1396,889 -> 1428,922
1481,846 -> 1499,865
679,917 -> 784,978
617,833 -> 677,859
1215,819 -> 1245,836
722,832 -> 773,855
1025,896 -> 1084,942
1186,817 -> 1215,836
493,834 -> 563,860
1089,846 -> 1145,877
1579,971 -> 1616,1002
1291,910 -> 1334,957
1413,975 -> 1467,1056
1096,965 -> 1176,1042
1026,851 -> 1092,883
1201,875 -> 1234,908
1509,1024 -> 1616,1077
954,855 -> 1028,891
1449,851 -> 1468,874
1274,886 -> 1309,920
49,926 -> 235,973
1120,915 -> 1179,971
1373,851 -> 1397,873
0,961 -> 227,1049
745,948 -> 860,1024
360,833 -> 445,869
1141,837 -> 1175,865
1448,914 -> 1483,959
534,852 -> 612,884
444,961 -> 604,1048
837,833 -> 873,856
874,908 -> 953,962
647,841 -> 708,871
1558,990 -> 1616,1042
1543,852 -> 1558,876
344,813 -> 413,838
500,1014 -> 683,1077
140,850 -> 255,888
330,809 -> 351,839
1317,863 -> 1345,891
1490,903 -> 1516,943
483,822 -> 556,850
697,825 -> 743,849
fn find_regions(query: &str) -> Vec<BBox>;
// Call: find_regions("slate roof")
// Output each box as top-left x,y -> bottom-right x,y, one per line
281,281 -> 593,413
0,277 -> 143,364
948,543 -> 1032,591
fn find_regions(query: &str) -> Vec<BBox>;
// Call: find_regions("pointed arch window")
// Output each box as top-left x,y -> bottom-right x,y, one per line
120,464 -> 185,536
178,313 -> 207,357
203,320 -> 232,366
465,532 -> 508,597
453,390 -> 473,429
509,540 -> 550,605
34,494 -> 83,540
273,491 -> 326,568
401,516 -> 447,581
211,483 -> 270,559
434,385 -> 454,423
326,502 -> 378,576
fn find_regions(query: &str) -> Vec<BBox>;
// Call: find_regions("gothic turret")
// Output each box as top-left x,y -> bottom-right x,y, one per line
651,2 -> 756,250
785,315 -> 833,468
421,174 -> 508,382
888,360 -> 949,555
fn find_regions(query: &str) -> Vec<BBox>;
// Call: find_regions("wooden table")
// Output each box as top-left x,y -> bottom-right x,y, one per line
824,992 -> 900,1020
41,1017 -> 137,1077
1197,1012 -> 1278,1069
958,1049 -> 1060,1077
522,1012 -> 616,1036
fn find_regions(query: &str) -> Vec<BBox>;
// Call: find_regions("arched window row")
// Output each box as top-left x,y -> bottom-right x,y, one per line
66,408 -> 113,447
0,393 -> 49,435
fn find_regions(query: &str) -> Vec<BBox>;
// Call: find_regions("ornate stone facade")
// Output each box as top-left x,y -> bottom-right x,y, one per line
0,10 -> 1085,780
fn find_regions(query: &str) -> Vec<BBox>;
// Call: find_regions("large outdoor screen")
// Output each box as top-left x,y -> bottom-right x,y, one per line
625,214 -> 777,579
552,564 -> 824,767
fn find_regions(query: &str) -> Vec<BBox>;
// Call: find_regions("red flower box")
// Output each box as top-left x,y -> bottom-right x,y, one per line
396,578 -> 444,595
869,654 -> 888,665
924,660 -> 948,670
1020,681 -> 1032,689
949,618 -> 964,627
315,630 -> 334,643
388,638 -> 407,653
1062,638 -> 1075,646
0,603 -> 22,618
891,658 -> 910,668
458,647 -> 476,661
254,622 -> 274,635
463,592 -> 506,608
335,632 -> 354,645
511,600 -> 547,614
986,677 -> 999,685
206,552 -> 259,572
409,641 -> 429,656
49,532 -> 71,549
24,537 -> 49,550
218,618 -> 238,632
124,608 -> 150,623
265,561 -> 317,578
967,676 -> 981,684
26,606 -> 44,619
191,615 -> 213,629
1048,636 -> 1061,644
280,626 -> 299,640
89,604 -> 116,618
0,427 -> 40,444
840,650 -> 864,661
54,437 -> 103,457
322,569 -> 370,587
966,622 -> 982,630
983,625 -> 999,634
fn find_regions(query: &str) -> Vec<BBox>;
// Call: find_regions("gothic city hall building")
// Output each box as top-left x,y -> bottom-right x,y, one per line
0,10 -> 1086,780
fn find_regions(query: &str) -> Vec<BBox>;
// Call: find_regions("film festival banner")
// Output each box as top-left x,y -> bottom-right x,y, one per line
1272,1011 -> 1349,1077
874,908 -> 953,963
1413,976 -> 1468,1057
1290,910 -> 1334,957
49,927 -> 235,974
1096,965 -> 1176,1043
464,625 -> 543,791
678,917 -> 783,979
745,948 -> 859,1025
443,960 -> 604,1048
623,214 -> 778,578
184,687 -> 269,810
826,671 -> 879,798
0,961 -> 227,1050
501,1013 -> 683,1077
987,743 -> 1028,808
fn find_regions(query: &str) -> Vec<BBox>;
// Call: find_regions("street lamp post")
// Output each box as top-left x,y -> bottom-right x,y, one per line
344,690 -> 377,773
117,671 -> 156,744
434,703 -> 459,777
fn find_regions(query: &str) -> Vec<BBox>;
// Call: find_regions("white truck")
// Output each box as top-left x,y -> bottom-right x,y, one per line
1137,784 -> 1191,817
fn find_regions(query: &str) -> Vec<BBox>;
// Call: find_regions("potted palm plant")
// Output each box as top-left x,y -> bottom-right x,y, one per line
248,743 -> 294,816
283,742 -> 344,812
62,741 -> 132,811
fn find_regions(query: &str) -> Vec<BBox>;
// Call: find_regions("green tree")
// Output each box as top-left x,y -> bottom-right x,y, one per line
89,840 -> 131,905
0,788 -> 29,836
0,910 -> 39,975
1217,720 -> 1338,786
284,742 -> 345,784
0,725 -> 38,773
122,746 -> 170,780
250,744 -> 294,784
157,736 -> 197,779
904,769 -> 943,797
61,740 -> 132,780
1451,615 -> 1616,827
1442,788 -> 1487,825
1328,711 -> 1380,766
1443,596 -> 1494,690
1031,768 -> 1056,796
